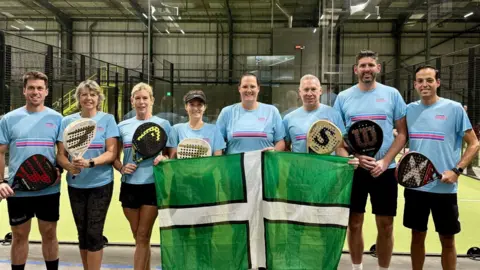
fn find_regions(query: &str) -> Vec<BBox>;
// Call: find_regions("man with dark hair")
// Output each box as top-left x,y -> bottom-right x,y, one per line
334,50 -> 408,270
405,65 -> 479,270
0,71 -> 62,270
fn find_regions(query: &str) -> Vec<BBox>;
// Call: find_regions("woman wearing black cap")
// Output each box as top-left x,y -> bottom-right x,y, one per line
167,90 -> 226,157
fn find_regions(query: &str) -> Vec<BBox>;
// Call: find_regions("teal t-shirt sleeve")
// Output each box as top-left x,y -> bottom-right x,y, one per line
456,104 -> 473,136
216,107 -> 228,140
393,91 -> 407,121
106,115 -> 120,139
0,117 -> 9,145
213,127 -> 226,152
333,111 -> 346,135
162,121 -> 174,148
57,118 -> 68,142
333,96 -> 345,123
283,117 -> 291,143
168,125 -> 179,148
273,108 -> 285,142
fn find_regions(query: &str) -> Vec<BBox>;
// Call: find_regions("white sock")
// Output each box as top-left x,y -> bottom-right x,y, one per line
378,267 -> 388,270
352,263 -> 363,270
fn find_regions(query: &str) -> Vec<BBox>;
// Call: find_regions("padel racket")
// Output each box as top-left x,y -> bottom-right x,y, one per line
5,154 -> 57,194
306,120 -> 343,154
63,118 -> 96,179
346,120 -> 383,157
132,122 -> 167,164
395,151 -> 442,188
177,138 -> 212,159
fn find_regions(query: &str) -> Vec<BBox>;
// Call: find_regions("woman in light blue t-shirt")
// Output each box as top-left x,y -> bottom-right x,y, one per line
216,73 -> 286,154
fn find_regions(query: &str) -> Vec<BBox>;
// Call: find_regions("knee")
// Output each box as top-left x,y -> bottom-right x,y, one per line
348,216 -> 364,232
377,219 -> 394,235
136,228 -> 152,244
12,230 -> 29,244
440,235 -> 455,249
40,226 -> 57,242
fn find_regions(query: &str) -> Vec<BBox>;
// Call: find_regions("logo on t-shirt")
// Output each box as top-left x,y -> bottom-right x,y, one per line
203,138 -> 211,143
97,126 -> 105,132
435,115 -> 447,120
258,117 -> 266,122
45,122 -> 56,128
376,98 -> 386,103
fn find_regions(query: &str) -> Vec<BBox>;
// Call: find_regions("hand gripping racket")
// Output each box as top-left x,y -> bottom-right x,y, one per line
63,118 -> 97,178
306,120 -> 343,154
346,120 -> 383,157
132,122 -> 167,164
395,151 -> 442,188
177,138 -> 212,159
1,154 -> 57,201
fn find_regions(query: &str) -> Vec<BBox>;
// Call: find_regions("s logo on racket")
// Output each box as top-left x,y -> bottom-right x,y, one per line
12,154 -> 57,191
132,122 -> 167,163
395,151 -> 442,188
346,120 -> 383,157
307,120 -> 343,154
177,138 -> 212,159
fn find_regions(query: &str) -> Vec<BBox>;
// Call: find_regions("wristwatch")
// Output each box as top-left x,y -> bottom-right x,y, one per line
89,159 -> 95,168
452,167 -> 463,176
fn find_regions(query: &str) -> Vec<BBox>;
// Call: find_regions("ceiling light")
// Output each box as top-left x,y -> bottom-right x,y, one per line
165,29 -> 170,34
365,14 -> 371,19
25,25 -> 34,31
152,15 -> 157,21
313,28 -> 317,33
464,12 -> 474,18
180,29 -> 185,34
142,13 -> 148,19
10,25 -> 19,30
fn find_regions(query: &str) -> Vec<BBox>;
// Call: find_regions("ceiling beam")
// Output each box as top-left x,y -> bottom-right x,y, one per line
396,0 -> 425,33
34,0 -> 73,30
335,0 -> 351,29
126,0 -> 149,26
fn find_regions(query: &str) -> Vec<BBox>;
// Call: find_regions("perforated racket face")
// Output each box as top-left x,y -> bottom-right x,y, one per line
13,154 -> 57,191
132,122 -> 167,163
396,152 -> 441,188
307,120 -> 343,154
63,119 -> 97,158
347,120 -> 383,157
177,138 -> 212,159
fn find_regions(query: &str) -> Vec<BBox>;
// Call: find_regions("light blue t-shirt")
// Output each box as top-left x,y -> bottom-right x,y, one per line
0,107 -> 62,197
57,112 -> 119,189
168,122 -> 226,153
283,105 -> 346,153
216,103 -> 285,154
334,82 -> 407,168
406,98 -> 472,194
118,116 -> 173,185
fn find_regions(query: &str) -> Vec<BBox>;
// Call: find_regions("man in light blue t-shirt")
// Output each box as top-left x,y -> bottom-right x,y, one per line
404,65 -> 479,270
334,50 -> 408,270
0,71 -> 62,270
283,74 -> 353,161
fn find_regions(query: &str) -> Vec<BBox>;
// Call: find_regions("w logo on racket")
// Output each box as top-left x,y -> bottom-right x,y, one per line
347,120 -> 383,157
351,126 -> 378,148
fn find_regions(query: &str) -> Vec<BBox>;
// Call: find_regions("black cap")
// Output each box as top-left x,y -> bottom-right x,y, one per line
184,92 -> 206,104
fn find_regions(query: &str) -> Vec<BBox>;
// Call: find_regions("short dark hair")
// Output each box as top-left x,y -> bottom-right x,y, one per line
23,71 -> 48,88
238,73 -> 260,87
356,50 -> 378,64
414,65 -> 439,80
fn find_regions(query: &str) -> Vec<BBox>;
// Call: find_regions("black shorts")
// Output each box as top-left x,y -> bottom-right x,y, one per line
7,193 -> 60,226
403,188 -> 460,235
350,168 -> 398,216
119,182 -> 157,209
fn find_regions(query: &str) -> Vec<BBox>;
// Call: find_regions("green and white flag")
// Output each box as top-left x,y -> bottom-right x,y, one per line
154,151 -> 354,270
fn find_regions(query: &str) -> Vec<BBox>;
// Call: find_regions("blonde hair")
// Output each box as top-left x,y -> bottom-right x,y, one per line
131,82 -> 154,101
74,80 -> 105,111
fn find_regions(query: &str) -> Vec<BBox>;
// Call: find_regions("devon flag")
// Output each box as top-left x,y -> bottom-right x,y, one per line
154,151 -> 354,270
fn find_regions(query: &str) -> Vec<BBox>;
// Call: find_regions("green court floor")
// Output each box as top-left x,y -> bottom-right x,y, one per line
1,171 -> 479,254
